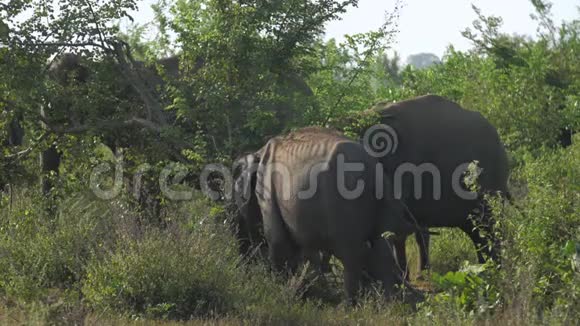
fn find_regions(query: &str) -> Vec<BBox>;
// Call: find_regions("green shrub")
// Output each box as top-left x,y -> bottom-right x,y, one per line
0,192 -> 115,301
502,143 -> 579,312
431,262 -> 501,313
428,229 -> 479,275
82,227 -> 240,319
80,209 -> 314,321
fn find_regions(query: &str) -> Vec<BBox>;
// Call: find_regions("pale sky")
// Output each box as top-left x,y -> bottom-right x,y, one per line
129,0 -> 579,60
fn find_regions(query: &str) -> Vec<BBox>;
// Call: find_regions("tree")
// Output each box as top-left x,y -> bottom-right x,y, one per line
406,52 -> 441,69
1,0 -> 367,218
384,51 -> 403,84
459,3 -> 579,148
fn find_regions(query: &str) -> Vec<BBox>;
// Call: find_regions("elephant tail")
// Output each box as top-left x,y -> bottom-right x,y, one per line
400,200 -> 426,234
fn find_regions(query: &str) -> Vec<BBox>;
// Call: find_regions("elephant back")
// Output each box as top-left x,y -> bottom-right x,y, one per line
372,95 -> 509,225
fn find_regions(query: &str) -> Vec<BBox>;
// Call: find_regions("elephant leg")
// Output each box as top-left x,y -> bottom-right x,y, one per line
41,145 -> 61,196
236,218 -> 265,261
261,202 -> 297,273
235,214 -> 252,256
393,235 -> 409,280
366,238 -> 398,298
41,145 -> 61,217
301,250 -> 329,277
462,225 -> 486,263
415,230 -> 431,271
320,251 -> 332,274
335,243 -> 366,304
245,202 -> 265,258
461,221 -> 493,264
268,236 -> 298,274
462,202 -> 500,264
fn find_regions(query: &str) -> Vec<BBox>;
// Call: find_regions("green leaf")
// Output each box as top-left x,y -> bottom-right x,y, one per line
563,241 -> 576,256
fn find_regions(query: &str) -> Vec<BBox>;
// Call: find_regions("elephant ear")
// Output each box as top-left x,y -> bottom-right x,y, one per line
233,153 -> 259,214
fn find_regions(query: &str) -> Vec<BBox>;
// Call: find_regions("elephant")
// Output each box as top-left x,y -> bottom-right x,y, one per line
239,127 -> 412,301
233,152 -> 335,274
232,152 -> 265,258
368,95 -> 510,277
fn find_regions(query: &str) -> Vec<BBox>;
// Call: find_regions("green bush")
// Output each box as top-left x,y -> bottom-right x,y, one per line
502,143 -> 579,312
428,229 -> 479,275
1,179 -> 578,324
0,192 -> 115,301
80,198 -> 321,321
431,262 -> 501,313
81,222 -> 253,319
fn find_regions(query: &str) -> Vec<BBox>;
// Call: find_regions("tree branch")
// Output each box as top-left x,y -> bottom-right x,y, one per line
29,41 -> 112,52
4,133 -> 47,160
84,0 -> 108,49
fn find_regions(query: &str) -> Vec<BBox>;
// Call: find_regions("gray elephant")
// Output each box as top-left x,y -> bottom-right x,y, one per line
368,95 -> 510,276
241,127 -> 410,301
232,152 -> 265,258
233,152 -> 337,276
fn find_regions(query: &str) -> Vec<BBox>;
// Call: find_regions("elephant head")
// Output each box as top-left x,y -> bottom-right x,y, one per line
232,152 -> 264,257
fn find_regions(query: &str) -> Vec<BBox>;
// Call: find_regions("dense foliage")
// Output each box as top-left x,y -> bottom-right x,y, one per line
0,0 -> 578,324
